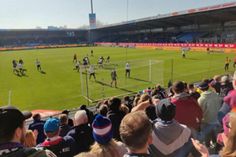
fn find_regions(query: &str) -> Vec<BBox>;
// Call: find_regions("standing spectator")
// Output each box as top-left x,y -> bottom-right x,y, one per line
107,97 -> 125,141
123,96 -> 133,112
62,110 -> 74,127
38,117 -> 77,157
171,81 -> 203,136
59,114 -> 71,137
67,110 -> 94,154
197,81 -> 222,148
120,111 -> 153,157
28,113 -> 46,144
150,99 -> 198,157
0,106 -> 55,157
97,104 -> 108,116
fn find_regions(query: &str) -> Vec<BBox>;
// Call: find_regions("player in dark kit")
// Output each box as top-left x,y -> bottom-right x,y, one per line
91,50 -> 94,57
111,69 -> 117,88
73,54 -> 77,63
35,59 -> 41,71
225,57 -> 230,71
12,60 -> 18,74
106,56 -> 110,63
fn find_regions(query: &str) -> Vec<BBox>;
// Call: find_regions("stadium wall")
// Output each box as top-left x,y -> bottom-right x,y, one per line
96,42 -> 236,53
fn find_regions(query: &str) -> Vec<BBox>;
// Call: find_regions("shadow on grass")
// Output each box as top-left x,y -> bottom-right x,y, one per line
95,80 -> 134,93
40,70 -> 46,74
129,77 -> 150,83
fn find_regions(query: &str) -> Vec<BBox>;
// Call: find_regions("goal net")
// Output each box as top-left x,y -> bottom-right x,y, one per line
80,59 -> 164,103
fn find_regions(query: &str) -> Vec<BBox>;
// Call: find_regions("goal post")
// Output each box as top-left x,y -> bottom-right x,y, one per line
80,59 -> 164,103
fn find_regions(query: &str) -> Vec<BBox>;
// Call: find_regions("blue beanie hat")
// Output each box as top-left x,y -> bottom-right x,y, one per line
92,114 -> 113,145
44,117 -> 60,133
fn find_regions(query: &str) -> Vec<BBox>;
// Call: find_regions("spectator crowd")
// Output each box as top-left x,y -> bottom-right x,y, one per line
1,71 -> 236,157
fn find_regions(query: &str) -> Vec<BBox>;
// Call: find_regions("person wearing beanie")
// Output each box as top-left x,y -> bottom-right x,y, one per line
150,99 -> 199,157
120,111 -> 153,157
38,117 -> 77,157
197,81 -> 222,148
85,114 -> 127,157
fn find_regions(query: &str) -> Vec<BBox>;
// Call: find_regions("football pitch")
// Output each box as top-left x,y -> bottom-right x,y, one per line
0,46 -> 235,110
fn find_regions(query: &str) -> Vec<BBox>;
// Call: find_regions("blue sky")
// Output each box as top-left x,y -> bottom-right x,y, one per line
0,0 -> 234,29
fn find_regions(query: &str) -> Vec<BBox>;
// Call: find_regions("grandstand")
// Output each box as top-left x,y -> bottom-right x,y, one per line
0,2 -> 236,50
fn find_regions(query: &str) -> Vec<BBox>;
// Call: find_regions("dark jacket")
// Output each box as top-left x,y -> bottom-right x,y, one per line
28,120 -> 46,144
59,124 -> 71,137
0,142 -> 53,157
107,110 -> 125,141
67,124 -> 94,154
38,136 -> 76,157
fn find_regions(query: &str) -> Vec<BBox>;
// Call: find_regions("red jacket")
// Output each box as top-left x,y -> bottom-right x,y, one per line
171,93 -> 203,130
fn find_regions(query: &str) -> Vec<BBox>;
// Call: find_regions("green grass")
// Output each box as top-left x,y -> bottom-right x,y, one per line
0,47 -> 235,110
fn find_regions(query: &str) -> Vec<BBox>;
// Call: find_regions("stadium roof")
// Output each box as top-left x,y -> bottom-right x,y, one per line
93,2 -> 236,32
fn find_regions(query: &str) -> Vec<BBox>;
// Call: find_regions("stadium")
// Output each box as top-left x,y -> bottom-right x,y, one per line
1,1 -> 236,156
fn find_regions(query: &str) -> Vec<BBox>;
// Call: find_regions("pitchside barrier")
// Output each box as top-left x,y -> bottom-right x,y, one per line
96,42 -> 236,53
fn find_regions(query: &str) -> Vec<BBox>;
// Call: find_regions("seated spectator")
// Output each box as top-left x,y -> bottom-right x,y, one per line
107,97 -> 125,141
171,81 -> 203,136
78,114 -> 127,157
97,104 -> 108,116
62,110 -> 74,127
210,75 -> 221,94
120,111 -> 153,157
24,130 -> 37,147
188,83 -> 200,100
28,113 -> 46,144
219,75 -> 233,98
0,106 -> 55,157
151,99 -> 199,157
192,111 -> 236,157
197,81 -> 222,148
120,104 -> 130,115
123,96 -> 133,112
67,110 -> 94,154
151,84 -> 167,99
80,105 -> 94,125
38,117 -> 77,157
218,71 -> 236,122
59,114 -> 71,137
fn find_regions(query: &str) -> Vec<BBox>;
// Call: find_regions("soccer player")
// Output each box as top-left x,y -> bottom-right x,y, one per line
225,57 -> 230,71
19,58 -> 24,65
74,61 -> 80,72
91,50 -> 94,57
89,65 -> 96,80
12,60 -> 18,74
35,59 -> 41,71
111,69 -> 117,88
125,62 -> 131,78
233,56 -> 236,69
17,61 -> 24,75
106,56 -> 110,63
181,47 -> 186,58
73,54 -> 77,63
98,57 -> 104,68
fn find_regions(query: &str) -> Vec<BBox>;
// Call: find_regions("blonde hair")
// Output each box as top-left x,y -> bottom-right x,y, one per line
24,130 -> 36,147
220,112 -> 236,157
89,140 -> 121,157
137,94 -> 150,104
